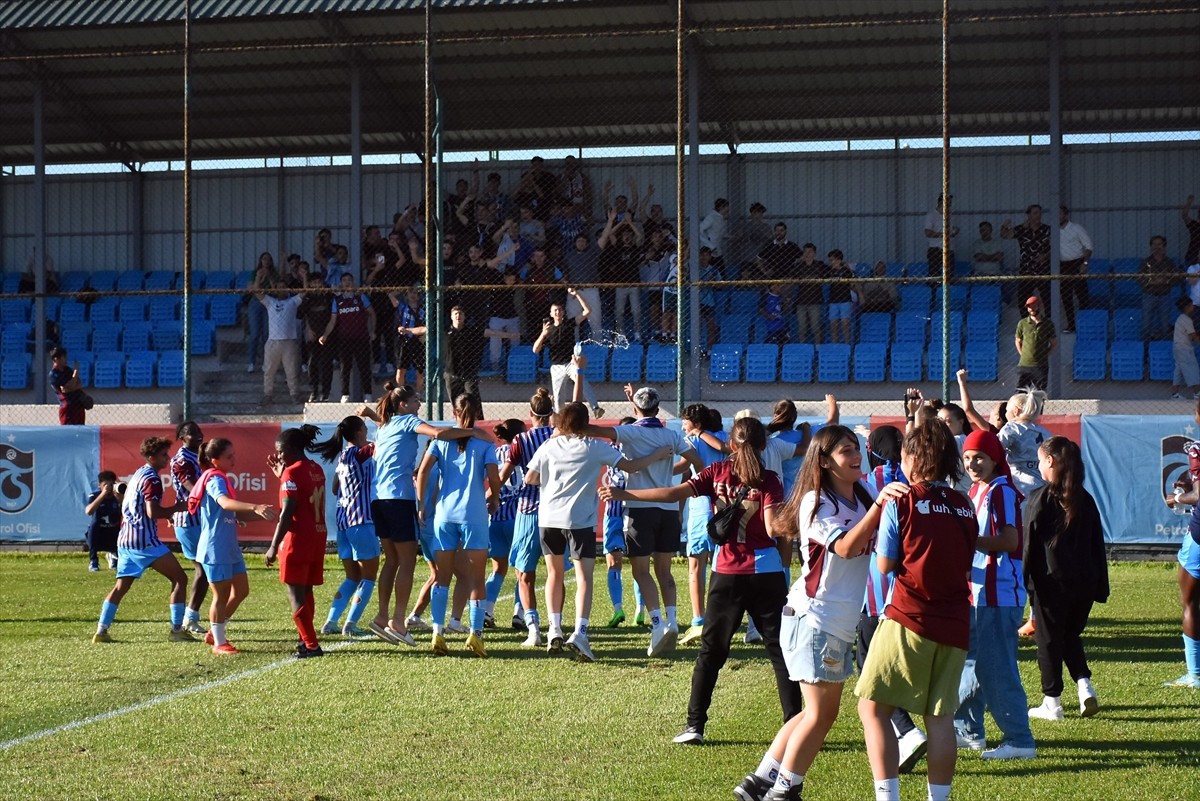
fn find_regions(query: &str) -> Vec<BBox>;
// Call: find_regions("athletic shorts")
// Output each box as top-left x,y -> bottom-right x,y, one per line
433,519 -> 489,553
780,610 -> 854,683
854,617 -> 967,717
116,543 -> 172,579
372,499 -> 418,543
539,526 -> 597,560
417,519 -> 436,563
395,337 -> 426,372
1179,536 -> 1200,580
602,514 -> 625,555
337,524 -> 381,562
279,554 -> 324,586
175,525 -> 201,562
200,555 -> 248,583
623,507 -> 682,557
685,497 -> 714,556
489,518 -> 515,560
828,301 -> 852,321
509,512 -> 542,573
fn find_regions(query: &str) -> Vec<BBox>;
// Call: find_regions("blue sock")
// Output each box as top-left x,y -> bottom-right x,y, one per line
326,578 -> 358,625
524,608 -> 540,629
347,579 -> 376,625
99,600 -> 118,630
1185,634 -> 1200,676
633,581 -> 644,610
485,571 -> 505,604
469,599 -> 485,634
691,616 -> 704,627
169,603 -> 184,628
431,585 -> 449,629
607,568 -> 623,610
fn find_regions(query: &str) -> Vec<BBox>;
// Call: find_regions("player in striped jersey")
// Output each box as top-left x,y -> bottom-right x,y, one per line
497,387 -> 556,646
92,437 -> 193,644
311,416 -> 381,637
485,418 -> 527,629
170,421 -> 209,635
601,416 -> 643,628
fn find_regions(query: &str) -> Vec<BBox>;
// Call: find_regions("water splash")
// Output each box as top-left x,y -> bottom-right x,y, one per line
580,330 -> 631,350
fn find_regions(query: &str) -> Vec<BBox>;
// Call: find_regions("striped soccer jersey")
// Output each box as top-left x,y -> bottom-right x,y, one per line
507,426 -> 554,515
170,446 -> 201,528
119,464 -> 164,550
492,444 -> 520,523
336,443 -> 376,530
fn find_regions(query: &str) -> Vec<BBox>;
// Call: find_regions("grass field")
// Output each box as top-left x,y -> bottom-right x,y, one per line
1,554 -> 1198,801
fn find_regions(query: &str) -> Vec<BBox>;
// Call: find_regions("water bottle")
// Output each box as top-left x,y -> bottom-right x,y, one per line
1174,487 -> 1189,516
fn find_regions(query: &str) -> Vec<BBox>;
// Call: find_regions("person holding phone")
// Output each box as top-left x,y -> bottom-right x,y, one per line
48,346 -> 90,425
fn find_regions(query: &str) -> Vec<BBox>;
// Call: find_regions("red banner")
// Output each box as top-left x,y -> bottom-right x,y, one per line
868,414 -> 1082,444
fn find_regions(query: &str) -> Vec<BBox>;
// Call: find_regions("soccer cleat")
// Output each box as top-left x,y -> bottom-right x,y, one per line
897,729 -> 928,774
385,626 -> 416,647
295,643 -> 325,659
1078,677 -> 1099,717
566,631 -> 595,663
521,629 -> 543,648
1028,696 -> 1065,721
464,633 -> 489,658
648,624 -> 678,658
183,620 -> 208,636
211,643 -> 239,656
446,619 -> 469,635
511,615 -> 526,631
483,612 -> 496,629
547,630 -> 565,654
320,621 -> 339,635
91,631 -> 114,644
406,615 -> 433,632
607,609 -> 626,628
955,732 -> 986,750
762,783 -> 803,801
1018,617 -> 1036,637
368,621 -> 400,644
204,630 -> 215,646
89,560 -> 100,572
634,609 -> 647,627
431,633 -> 449,656
1162,673 -> 1200,688
168,628 -> 197,642
679,624 -> 704,645
671,725 -> 704,745
980,743 -> 1036,760
107,554 -> 118,570
341,623 -> 368,638
733,773 -> 772,801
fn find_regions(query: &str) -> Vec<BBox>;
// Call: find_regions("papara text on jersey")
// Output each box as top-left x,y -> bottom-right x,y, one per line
226,472 -> 268,492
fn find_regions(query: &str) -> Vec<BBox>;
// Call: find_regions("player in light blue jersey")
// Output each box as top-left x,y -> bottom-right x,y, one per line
416,394 -> 502,657
679,405 -> 727,646
311,416 -> 381,637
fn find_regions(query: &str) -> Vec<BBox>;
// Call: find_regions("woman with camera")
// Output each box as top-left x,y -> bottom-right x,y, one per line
599,416 -> 800,746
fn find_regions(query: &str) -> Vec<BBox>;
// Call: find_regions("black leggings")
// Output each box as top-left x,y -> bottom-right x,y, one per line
1030,588 -> 1094,697
338,338 -> 373,398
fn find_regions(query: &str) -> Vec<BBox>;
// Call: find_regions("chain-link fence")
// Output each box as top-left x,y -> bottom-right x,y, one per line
2,1 -> 1198,424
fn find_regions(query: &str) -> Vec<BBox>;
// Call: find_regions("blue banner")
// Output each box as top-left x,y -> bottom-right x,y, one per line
1080,415 -> 1194,545
0,426 -> 99,542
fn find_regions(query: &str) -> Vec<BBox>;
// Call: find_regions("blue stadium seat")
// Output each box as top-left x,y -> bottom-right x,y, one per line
148,297 -> 179,323
157,350 -> 185,387
186,271 -> 206,290
0,298 -> 30,325
963,341 -> 998,381
898,284 -> 932,314
780,343 -> 814,383
116,271 -> 145,292
73,351 -> 95,387
60,271 -> 89,293
964,311 -> 999,345
45,296 -> 62,321
719,312 -> 757,344
186,297 -> 210,324
889,342 -> 923,382
1110,341 -> 1144,381
1085,258 -> 1111,309
1072,342 -> 1107,381
208,295 -> 240,327
609,345 -> 644,383
145,271 -> 176,291
934,284 -> 968,312
1075,309 -> 1109,343
817,343 -> 851,383
205,270 -> 236,290
745,344 -> 779,382
1,323 -> 31,354
885,261 -> 906,278
189,321 -> 216,356
118,297 -> 148,324
853,343 -> 887,382
153,320 -> 182,351
0,353 -> 30,390
893,313 -> 927,345
91,325 -> 120,354
1148,340 -> 1173,381
59,322 -> 91,354
89,270 -> 119,292
645,343 -> 677,383
92,356 -> 124,388
234,270 -> 255,290
122,321 -> 153,353
89,297 -> 119,325
0,273 -> 18,294
1112,308 -> 1142,342
124,351 -> 157,388
926,343 -> 961,381
708,344 -> 743,383
857,312 -> 892,344
729,290 -> 759,314
579,343 -> 608,382
905,262 -> 927,277
928,311 -> 962,346
969,284 -> 1001,313
505,349 -> 538,384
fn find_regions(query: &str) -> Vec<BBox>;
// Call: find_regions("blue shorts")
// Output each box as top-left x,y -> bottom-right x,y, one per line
489,517 -> 515,560
433,519 -> 489,553
603,515 -> 625,555
417,518 -> 436,562
685,497 -> 714,556
338,524 -> 381,562
200,555 -> 247,583
828,301 -> 852,321
116,543 -> 172,579
175,526 -> 200,562
510,512 -> 542,573
780,610 -> 855,684
371,499 -> 418,543
1179,536 -> 1200,580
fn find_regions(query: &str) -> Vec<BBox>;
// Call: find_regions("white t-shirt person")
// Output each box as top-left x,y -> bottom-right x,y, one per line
613,423 -> 694,511
526,436 -> 623,530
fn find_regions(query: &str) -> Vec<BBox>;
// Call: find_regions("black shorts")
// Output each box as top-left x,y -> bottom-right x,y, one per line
623,507 -> 682,557
371,499 -> 418,543
395,338 -> 426,372
539,527 -> 597,560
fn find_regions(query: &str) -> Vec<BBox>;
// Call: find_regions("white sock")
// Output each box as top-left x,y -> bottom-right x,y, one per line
773,769 -> 802,790
484,600 -> 496,615
754,755 -> 781,783
550,612 -> 563,632
649,609 -> 663,627
666,605 -> 677,628
874,778 -> 900,801
450,617 -> 461,627
211,622 -> 227,646
432,623 -> 444,635
576,617 -> 589,635
927,783 -> 951,801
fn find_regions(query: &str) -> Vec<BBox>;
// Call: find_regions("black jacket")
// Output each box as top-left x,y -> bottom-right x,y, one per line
1023,485 -> 1110,604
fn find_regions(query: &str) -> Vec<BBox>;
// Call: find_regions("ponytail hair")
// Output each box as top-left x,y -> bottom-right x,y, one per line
377,380 -> 419,424
493,418 -> 526,444
453,394 -> 479,452
729,416 -> 767,490
1007,387 -> 1047,423
768,399 -> 797,433
1040,435 -> 1085,530
311,416 -> 366,462
278,424 -> 321,459
201,438 -> 233,465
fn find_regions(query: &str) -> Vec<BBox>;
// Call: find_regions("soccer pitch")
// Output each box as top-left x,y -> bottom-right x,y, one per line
1,555 -> 1197,801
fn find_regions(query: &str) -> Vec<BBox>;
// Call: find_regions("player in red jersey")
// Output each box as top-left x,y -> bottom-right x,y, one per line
266,425 -> 329,659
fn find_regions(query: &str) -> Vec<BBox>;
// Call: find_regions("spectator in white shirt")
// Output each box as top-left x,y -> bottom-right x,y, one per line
699,198 -> 731,263
1058,206 -> 1095,334
259,286 -> 304,405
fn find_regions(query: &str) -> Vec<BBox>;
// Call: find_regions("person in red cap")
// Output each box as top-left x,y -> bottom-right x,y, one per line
1014,296 -> 1057,390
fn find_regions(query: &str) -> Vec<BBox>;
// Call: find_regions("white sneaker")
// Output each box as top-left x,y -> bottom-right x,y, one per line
339,394 -> 350,403
897,729 -> 928,774
981,743 -> 1037,760
1078,678 -> 1099,717
1028,696 -> 1065,721
648,623 -> 678,657
521,629 -> 542,648
405,615 -> 432,632
566,630 -> 595,663
956,732 -> 985,751
446,619 -> 469,635
547,629 -> 564,654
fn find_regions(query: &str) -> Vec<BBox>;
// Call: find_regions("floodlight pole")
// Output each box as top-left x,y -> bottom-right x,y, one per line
182,0 -> 193,421
939,0 -> 951,403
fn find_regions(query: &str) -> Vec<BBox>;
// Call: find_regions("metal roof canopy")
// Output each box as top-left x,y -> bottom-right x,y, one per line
0,0 -> 1198,166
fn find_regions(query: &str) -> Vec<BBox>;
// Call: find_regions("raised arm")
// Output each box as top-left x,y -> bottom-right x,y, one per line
568,287 -> 591,323
955,368 -> 991,433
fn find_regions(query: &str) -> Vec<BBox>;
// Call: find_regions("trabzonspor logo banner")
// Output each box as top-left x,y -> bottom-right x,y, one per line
0,445 -> 35,514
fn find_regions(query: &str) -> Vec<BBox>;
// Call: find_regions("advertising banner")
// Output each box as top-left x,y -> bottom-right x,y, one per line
0,426 -> 98,542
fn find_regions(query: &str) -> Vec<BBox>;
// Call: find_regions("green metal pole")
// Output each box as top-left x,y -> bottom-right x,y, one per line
422,0 -> 435,421
675,0 -> 685,414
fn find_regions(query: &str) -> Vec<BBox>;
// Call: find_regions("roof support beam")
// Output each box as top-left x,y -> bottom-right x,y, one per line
680,9 -> 738,155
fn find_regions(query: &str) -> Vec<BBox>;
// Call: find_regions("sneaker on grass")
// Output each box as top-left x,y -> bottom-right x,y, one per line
566,631 -> 595,663
733,773 -> 772,801
981,742 -> 1036,760
671,725 -> 704,745
679,624 -> 704,645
